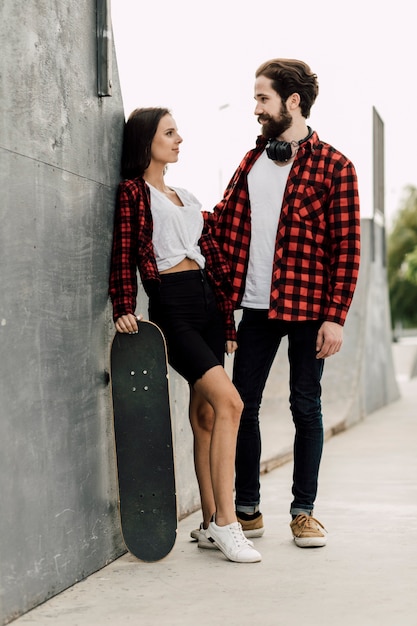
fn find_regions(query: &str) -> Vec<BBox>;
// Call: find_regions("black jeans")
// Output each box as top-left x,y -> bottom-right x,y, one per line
233,309 -> 325,516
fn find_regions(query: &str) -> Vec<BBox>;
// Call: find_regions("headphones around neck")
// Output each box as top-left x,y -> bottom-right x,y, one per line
266,126 -> 313,162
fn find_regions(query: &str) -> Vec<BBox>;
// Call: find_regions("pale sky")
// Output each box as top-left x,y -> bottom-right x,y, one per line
111,0 -> 416,227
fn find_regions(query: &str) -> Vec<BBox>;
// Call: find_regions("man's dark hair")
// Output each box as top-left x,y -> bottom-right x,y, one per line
121,107 -> 171,179
255,59 -> 319,118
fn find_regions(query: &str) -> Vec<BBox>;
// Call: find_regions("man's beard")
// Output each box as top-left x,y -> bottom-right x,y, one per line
259,103 -> 292,139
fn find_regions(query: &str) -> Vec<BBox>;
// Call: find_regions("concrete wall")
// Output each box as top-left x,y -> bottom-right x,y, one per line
0,2 -> 124,621
359,219 -> 400,414
0,4 -> 198,622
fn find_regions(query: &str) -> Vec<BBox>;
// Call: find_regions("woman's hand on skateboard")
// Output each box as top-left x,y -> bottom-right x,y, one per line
115,314 -> 143,334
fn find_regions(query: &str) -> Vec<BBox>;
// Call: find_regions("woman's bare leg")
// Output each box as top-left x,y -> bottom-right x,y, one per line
193,365 -> 243,527
189,388 -> 216,528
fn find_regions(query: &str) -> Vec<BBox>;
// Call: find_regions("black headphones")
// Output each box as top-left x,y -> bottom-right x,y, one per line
266,126 -> 313,162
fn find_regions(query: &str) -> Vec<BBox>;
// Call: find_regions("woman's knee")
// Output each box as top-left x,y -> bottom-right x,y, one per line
220,390 -> 244,425
232,392 -> 244,419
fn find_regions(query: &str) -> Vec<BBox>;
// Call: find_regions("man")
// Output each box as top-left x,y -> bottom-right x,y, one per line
200,58 -> 360,547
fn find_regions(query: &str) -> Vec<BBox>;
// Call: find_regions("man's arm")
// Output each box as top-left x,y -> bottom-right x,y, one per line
325,159 -> 361,326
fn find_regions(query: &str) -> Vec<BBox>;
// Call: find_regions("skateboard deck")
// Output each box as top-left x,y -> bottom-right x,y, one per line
110,320 -> 177,561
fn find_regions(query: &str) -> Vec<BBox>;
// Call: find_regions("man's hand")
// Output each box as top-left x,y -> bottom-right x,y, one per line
315,321 -> 343,359
226,340 -> 238,356
115,314 -> 142,334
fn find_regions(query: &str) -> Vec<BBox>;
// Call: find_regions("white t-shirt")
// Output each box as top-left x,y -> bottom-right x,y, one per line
241,150 -> 292,308
147,183 -> 206,272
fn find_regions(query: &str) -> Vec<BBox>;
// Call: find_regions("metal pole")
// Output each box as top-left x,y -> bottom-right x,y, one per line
97,0 -> 112,96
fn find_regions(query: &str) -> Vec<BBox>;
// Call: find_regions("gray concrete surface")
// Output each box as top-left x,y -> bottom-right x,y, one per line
0,2 -> 126,620
13,372 -> 417,626
1,4 -> 193,622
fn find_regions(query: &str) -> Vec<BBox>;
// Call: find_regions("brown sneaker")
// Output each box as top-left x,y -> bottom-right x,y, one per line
290,513 -> 327,547
237,513 -> 265,538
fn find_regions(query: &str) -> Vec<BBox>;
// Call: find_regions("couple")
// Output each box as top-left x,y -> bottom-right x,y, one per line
108,58 -> 361,564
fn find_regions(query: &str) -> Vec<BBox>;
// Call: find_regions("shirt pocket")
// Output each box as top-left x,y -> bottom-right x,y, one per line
298,185 -> 327,222
294,185 -> 328,245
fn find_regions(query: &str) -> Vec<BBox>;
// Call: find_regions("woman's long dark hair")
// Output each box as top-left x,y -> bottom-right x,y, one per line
120,107 -> 170,179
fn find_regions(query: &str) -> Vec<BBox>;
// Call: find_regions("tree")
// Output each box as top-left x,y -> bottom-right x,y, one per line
387,185 -> 417,329
404,247 -> 417,286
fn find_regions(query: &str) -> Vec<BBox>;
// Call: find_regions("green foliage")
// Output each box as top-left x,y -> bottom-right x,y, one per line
387,185 -> 417,328
404,248 -> 417,286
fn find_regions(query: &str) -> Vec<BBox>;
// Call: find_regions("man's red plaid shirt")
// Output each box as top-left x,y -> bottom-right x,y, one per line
200,132 -> 360,326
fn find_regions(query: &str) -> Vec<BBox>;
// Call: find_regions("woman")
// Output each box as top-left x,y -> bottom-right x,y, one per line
109,107 -> 261,563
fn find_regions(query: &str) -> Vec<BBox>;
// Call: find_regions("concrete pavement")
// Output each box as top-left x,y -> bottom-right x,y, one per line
13,372 -> 417,626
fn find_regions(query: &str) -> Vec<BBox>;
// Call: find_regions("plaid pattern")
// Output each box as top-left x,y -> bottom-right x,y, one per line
201,132 -> 360,326
109,178 -> 157,321
109,178 -> 237,340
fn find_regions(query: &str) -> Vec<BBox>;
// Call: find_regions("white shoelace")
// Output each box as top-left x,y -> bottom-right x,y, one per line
229,522 -> 251,548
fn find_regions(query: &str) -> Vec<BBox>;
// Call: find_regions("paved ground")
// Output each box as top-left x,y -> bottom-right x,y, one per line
13,375 -> 417,626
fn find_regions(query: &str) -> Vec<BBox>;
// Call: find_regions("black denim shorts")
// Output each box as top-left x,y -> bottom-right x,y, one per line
148,270 -> 225,386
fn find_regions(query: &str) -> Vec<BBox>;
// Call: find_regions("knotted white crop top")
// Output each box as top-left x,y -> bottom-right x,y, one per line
146,183 -> 206,272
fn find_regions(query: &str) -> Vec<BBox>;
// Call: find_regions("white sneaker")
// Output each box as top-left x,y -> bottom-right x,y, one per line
191,523 -> 219,550
191,522 -> 255,550
191,521 -> 258,541
205,517 -> 262,563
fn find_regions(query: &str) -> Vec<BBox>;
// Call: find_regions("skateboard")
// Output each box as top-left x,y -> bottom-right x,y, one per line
110,320 -> 177,561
